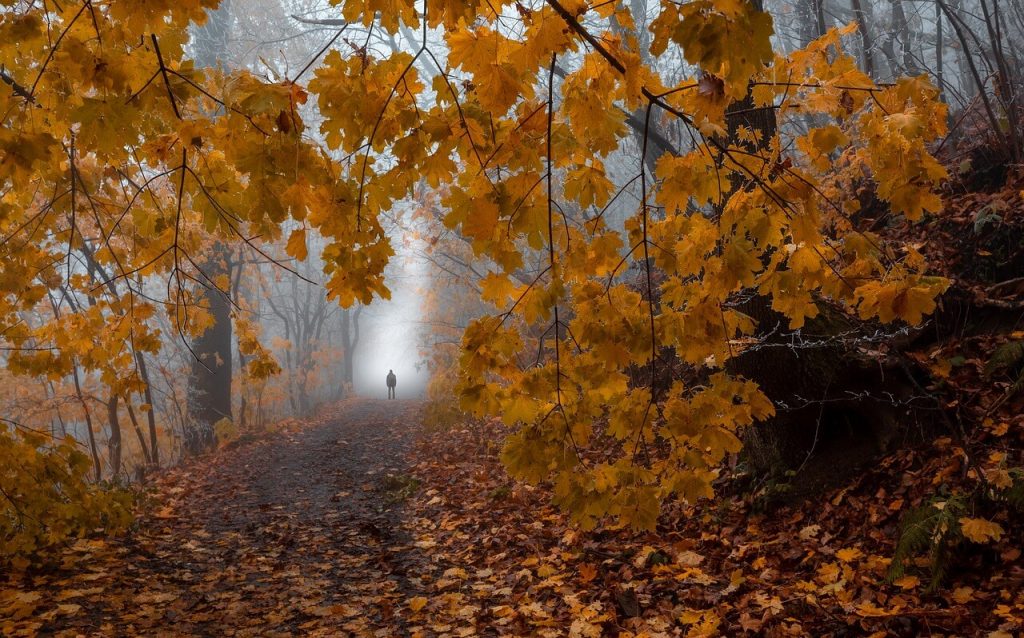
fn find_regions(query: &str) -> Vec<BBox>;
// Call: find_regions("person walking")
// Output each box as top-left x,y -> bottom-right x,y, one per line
386,369 -> 397,399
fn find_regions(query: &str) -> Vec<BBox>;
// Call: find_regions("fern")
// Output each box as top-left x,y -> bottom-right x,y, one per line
889,506 -> 933,580
997,469 -> 1024,512
984,340 -> 1024,376
893,471 -> 1024,592
984,341 -> 1024,412
888,496 -> 965,591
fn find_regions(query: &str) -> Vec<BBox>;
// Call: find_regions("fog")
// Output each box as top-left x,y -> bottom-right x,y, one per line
352,241 -> 431,399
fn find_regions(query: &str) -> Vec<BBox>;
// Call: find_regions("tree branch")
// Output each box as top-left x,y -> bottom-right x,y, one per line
291,14 -> 347,27
0,68 -> 34,103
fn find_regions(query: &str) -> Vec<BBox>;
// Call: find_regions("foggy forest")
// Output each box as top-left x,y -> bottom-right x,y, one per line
1,0 -> 1023,635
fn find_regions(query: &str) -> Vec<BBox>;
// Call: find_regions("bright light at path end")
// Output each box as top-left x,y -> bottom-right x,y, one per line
353,240 -> 429,399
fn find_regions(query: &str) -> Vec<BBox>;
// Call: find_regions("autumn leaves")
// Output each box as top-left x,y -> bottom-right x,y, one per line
297,0 -> 955,530
316,0 -> 951,530
0,0 -> 952,535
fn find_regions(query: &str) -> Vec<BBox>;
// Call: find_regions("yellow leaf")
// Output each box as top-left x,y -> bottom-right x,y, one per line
461,198 -> 500,243
408,596 -> 428,613
480,273 -> 517,307
836,547 -> 863,562
286,228 -> 308,261
671,469 -> 715,504
616,484 -> 660,531
986,468 -> 1013,490
655,152 -> 720,211
855,601 -> 892,617
959,517 -> 1004,543
564,163 -> 614,209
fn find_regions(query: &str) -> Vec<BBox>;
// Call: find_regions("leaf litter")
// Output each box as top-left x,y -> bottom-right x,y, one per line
2,391 -> 1022,637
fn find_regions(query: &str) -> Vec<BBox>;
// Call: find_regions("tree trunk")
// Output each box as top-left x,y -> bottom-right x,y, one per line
125,400 -> 152,466
106,394 -> 122,480
893,0 -> 919,75
851,0 -> 877,77
719,25 -> 912,483
341,305 -> 362,388
796,0 -> 826,46
185,2 -> 234,454
134,349 -> 160,465
72,364 -> 102,482
812,0 -> 826,40
185,250 -> 233,454
936,1 -> 944,101
233,252 -> 251,430
938,0 -> 1015,161
979,0 -> 1022,161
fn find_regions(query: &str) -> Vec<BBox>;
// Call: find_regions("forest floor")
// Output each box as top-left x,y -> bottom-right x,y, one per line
1,398 -> 430,637
2,397 -> 1021,637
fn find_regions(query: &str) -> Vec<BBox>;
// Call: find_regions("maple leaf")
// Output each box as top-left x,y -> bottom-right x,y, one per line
564,163 -> 614,209
959,518 -> 1004,544
285,228 -> 309,261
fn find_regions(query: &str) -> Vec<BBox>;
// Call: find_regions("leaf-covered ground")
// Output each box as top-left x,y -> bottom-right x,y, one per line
2,397 -> 1021,637
403,418 -> 1022,637
1,399 -> 427,637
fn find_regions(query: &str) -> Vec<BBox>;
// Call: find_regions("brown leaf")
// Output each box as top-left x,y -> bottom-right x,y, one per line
698,73 -> 725,100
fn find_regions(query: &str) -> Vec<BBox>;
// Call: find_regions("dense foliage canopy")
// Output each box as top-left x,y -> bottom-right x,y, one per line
1,0 -> 950,545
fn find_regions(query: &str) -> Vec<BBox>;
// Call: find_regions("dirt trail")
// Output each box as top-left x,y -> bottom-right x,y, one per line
25,399 -> 427,637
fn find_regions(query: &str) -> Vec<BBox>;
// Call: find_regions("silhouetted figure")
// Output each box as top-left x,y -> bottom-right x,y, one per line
386,369 -> 397,399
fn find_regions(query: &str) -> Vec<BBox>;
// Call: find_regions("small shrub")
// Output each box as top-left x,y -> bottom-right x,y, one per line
0,427 -> 133,570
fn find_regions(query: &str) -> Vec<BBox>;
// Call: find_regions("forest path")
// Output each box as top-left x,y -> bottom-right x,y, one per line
28,399 -> 428,637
